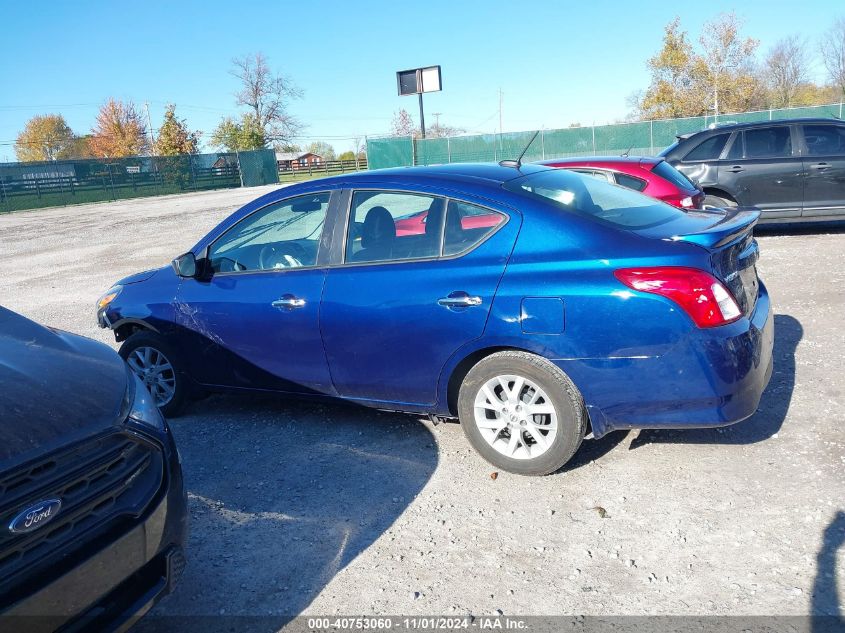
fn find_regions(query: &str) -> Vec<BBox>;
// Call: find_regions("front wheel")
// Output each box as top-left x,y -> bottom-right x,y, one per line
119,331 -> 187,418
457,351 -> 586,476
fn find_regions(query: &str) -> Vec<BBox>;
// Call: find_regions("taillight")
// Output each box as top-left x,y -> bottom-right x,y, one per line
614,267 -> 742,328
679,196 -> 693,208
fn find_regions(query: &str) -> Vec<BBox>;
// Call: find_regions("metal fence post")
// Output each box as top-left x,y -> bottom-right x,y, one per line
236,152 -> 244,188
541,129 -> 545,160
592,124 -> 596,153
649,121 -> 654,155
447,137 -> 451,163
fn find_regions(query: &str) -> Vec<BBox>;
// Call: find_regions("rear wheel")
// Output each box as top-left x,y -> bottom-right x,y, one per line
119,331 -> 187,418
457,351 -> 586,476
702,194 -> 736,210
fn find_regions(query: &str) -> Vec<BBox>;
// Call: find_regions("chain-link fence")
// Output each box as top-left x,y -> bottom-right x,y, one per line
0,149 -> 279,213
368,102 -> 845,169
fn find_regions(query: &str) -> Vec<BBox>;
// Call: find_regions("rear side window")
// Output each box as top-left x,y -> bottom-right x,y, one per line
613,172 -> 647,192
505,169 -> 686,230
744,127 -> 792,158
683,134 -> 729,161
651,161 -> 694,190
442,200 -> 506,256
803,124 -> 845,156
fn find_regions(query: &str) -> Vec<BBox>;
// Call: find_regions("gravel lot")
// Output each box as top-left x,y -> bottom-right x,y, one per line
1,189 -> 843,627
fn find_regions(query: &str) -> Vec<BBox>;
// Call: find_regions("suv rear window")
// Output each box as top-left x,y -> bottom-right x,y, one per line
651,161 -> 695,190
683,133 -> 729,161
504,169 -> 687,230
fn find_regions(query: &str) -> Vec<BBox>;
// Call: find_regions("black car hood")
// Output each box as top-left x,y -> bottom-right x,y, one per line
0,307 -> 128,471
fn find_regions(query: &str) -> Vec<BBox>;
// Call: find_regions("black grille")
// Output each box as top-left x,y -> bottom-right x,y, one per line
0,431 -> 163,606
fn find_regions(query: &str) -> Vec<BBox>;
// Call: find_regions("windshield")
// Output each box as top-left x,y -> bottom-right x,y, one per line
503,169 -> 688,230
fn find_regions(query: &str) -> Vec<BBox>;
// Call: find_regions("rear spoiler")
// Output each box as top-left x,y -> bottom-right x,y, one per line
675,132 -> 696,141
673,207 -> 760,249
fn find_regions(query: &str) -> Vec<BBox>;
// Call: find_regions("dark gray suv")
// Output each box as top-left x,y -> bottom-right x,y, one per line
659,118 -> 845,222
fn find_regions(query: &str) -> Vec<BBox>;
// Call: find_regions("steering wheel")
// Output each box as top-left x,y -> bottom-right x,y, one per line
259,243 -> 305,270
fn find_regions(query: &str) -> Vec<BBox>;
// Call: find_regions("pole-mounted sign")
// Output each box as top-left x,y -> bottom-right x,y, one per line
396,65 -> 442,138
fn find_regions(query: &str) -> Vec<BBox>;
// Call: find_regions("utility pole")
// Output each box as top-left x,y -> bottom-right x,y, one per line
144,102 -> 156,154
432,112 -> 442,134
498,89 -> 503,135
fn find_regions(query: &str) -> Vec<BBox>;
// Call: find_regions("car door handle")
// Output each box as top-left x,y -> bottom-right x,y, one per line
271,294 -> 306,310
726,165 -> 745,173
438,292 -> 482,308
810,162 -> 830,170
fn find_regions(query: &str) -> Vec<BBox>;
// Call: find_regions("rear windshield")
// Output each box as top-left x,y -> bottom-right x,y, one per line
504,169 -> 688,230
652,161 -> 695,190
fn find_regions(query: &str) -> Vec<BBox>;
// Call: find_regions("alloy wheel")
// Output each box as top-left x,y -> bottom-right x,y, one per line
473,374 -> 558,460
126,346 -> 176,408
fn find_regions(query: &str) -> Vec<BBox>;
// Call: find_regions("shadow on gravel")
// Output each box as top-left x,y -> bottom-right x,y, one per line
135,396 -> 438,632
812,510 -> 845,631
754,221 -> 845,236
630,313 -> 801,448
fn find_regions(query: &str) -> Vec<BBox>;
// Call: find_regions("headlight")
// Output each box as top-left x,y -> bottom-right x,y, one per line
127,369 -> 166,431
97,285 -> 123,310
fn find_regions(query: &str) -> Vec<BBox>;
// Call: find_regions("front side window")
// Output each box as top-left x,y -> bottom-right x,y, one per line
504,169 -> 685,230
208,193 -> 330,273
743,127 -> 792,158
346,191 -> 443,263
683,133 -> 729,162
803,124 -> 845,156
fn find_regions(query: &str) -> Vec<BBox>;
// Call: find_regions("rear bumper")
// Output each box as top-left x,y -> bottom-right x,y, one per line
1,436 -> 188,632
562,281 -> 774,438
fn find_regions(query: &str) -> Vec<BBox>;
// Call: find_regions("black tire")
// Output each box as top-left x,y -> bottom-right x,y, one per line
457,351 -> 586,476
702,194 -> 736,210
119,331 -> 187,418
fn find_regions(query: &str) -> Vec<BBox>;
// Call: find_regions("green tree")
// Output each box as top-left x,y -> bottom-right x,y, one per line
305,141 -> 336,161
337,150 -> 355,161
155,104 -> 200,155
14,114 -> 76,161
209,113 -> 267,151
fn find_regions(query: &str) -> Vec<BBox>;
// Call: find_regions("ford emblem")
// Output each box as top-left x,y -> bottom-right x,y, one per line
8,499 -> 62,534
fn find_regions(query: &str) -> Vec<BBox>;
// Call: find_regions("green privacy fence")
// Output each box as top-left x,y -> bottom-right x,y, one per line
368,102 -> 845,169
0,149 -> 278,213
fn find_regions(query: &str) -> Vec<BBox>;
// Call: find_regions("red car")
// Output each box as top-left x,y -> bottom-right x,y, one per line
394,207 -> 501,236
537,156 -> 704,209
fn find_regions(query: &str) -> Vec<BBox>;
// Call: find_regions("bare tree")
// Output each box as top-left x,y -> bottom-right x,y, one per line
390,109 -> 416,137
230,52 -> 303,145
764,36 -> 809,107
820,17 -> 845,98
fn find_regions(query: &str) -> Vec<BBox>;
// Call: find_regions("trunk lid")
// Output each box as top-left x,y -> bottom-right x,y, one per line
643,208 -> 761,316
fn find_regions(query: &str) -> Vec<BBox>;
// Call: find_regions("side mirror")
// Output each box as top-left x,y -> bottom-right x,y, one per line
172,252 -> 197,278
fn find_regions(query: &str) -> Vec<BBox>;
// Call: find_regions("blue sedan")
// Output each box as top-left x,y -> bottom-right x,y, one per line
97,163 -> 773,475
